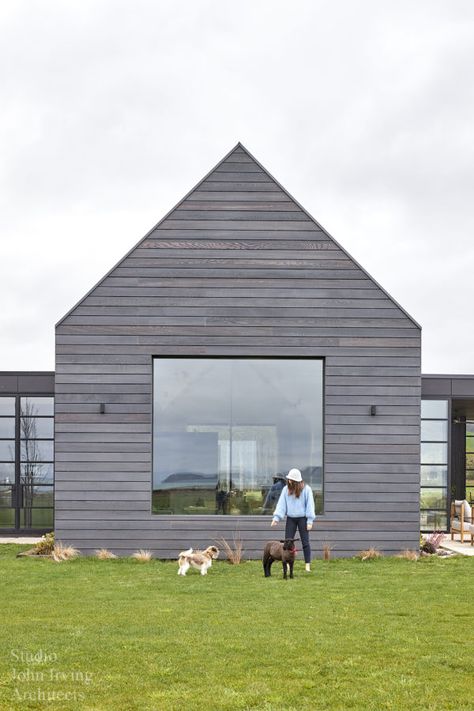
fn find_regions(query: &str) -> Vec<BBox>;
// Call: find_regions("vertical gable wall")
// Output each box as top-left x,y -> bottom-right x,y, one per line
55,145 -> 421,556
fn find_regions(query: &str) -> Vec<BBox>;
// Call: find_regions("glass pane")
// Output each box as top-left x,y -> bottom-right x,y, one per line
0,441 -> 15,462
466,453 -> 474,470
20,397 -> 54,417
21,507 -> 53,528
0,508 -> 14,527
420,465 -> 447,487
0,463 -> 15,485
20,417 -> 54,439
22,485 -> 53,508
21,463 -> 54,484
152,358 -> 323,515
467,436 -> 474,453
0,398 -> 15,416
0,485 -> 13,507
420,510 -> 447,531
420,488 -> 447,509
421,420 -> 447,442
21,440 -> 54,462
421,400 -> 448,419
421,442 -> 447,465
0,418 -> 15,438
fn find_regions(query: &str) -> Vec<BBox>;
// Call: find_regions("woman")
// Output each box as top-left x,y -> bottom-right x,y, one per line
271,468 -> 315,572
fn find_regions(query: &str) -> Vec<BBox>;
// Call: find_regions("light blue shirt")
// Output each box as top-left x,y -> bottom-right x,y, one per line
272,484 -> 316,524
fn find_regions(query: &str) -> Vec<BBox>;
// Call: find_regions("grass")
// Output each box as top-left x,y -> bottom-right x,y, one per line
0,544 -> 473,710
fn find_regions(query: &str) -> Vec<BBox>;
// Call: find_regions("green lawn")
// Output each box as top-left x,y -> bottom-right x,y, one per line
1,545 -> 473,711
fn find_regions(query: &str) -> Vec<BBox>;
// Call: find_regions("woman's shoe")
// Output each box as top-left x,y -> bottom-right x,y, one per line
305,563 -> 311,572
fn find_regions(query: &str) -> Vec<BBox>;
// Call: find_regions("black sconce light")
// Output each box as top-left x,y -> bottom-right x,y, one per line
370,405 -> 377,416
100,403 -> 106,414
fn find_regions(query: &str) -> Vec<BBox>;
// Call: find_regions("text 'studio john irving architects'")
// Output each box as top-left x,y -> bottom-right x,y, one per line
54,144 -> 422,557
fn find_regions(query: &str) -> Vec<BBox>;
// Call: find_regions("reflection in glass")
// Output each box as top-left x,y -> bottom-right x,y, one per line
19,398 -> 55,529
0,441 -> 15,462
420,420 -> 447,442
421,400 -> 448,419
420,510 -> 447,531
21,485 -> 54,508
420,465 -> 447,487
21,463 -> 54,484
21,440 -> 54,463
421,442 -> 447,465
0,463 -> 15,485
21,417 -> 54,439
0,485 -> 12,507
420,488 -> 447,509
0,418 -> 15,438
21,508 -> 53,528
0,507 -> 15,527
20,397 -> 54,417
153,358 -> 323,515
0,398 -> 15,416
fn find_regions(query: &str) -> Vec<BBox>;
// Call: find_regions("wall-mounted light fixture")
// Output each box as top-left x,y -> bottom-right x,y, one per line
100,403 -> 106,414
370,405 -> 377,416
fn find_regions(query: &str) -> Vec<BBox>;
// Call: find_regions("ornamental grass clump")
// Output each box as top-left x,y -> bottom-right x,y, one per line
357,547 -> 382,561
215,533 -> 243,564
33,531 -> 55,555
396,549 -> 418,561
95,548 -> 117,560
52,543 -> 80,562
322,542 -> 333,561
132,550 -> 153,562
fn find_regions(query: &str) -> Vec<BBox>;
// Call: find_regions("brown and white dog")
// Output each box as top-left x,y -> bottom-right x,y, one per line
177,546 -> 219,576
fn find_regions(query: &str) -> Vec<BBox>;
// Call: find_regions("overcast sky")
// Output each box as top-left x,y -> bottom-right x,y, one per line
1,1 -> 473,373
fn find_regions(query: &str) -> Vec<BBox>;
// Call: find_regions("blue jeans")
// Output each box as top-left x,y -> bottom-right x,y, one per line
285,516 -> 311,564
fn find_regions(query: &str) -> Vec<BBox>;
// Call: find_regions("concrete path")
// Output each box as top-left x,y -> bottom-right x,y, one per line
0,537 -> 42,544
439,534 -> 474,557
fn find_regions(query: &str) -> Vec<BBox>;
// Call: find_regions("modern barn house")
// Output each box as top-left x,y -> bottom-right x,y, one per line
53,144 -> 422,557
1,145 -> 472,554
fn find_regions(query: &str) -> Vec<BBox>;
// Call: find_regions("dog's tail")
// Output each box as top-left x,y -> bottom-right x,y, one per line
178,547 -> 193,558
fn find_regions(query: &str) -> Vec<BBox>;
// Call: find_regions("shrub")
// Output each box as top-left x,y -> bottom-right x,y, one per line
52,543 -> 80,562
357,547 -> 382,561
132,550 -> 153,562
215,533 -> 243,564
95,548 -> 117,560
396,549 -> 418,561
425,531 -> 445,550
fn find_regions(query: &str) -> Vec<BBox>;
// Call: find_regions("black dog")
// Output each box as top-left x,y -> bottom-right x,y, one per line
263,539 -> 297,579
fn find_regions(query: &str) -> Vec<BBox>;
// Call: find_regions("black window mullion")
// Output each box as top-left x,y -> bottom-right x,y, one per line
14,395 -> 20,531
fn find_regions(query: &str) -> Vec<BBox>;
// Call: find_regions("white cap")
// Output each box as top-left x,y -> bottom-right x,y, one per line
286,468 -> 302,482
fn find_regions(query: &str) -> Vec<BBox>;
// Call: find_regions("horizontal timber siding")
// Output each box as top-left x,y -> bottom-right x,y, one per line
55,144 -> 421,557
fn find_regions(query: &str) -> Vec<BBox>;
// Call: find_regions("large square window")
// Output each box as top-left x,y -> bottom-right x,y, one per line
152,358 -> 323,515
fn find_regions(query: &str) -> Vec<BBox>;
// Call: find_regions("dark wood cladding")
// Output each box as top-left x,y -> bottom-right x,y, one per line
55,144 -> 421,557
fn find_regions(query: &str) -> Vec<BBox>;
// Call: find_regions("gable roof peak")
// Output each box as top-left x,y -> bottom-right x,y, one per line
56,143 -> 421,330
